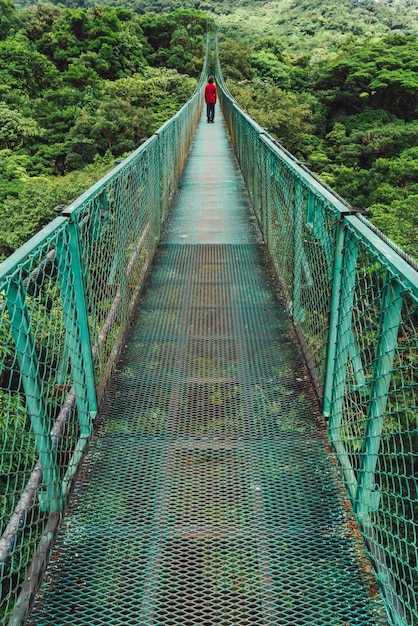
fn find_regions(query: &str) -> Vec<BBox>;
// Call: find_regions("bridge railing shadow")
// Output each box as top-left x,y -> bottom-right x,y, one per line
215,48 -> 418,626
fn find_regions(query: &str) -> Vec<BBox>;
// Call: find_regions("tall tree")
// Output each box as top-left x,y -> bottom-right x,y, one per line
0,0 -> 20,39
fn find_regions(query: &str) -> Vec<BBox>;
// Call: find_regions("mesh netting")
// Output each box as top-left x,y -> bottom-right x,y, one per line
219,92 -> 341,397
328,219 -> 418,626
27,111 -> 386,625
216,51 -> 417,625
0,57 -> 206,623
0,222 -> 88,621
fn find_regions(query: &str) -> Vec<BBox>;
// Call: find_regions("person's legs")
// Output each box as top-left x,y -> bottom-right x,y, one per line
209,103 -> 215,122
206,103 -> 211,122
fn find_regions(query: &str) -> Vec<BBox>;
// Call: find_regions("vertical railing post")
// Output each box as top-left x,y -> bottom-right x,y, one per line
153,136 -> 162,242
323,217 -> 348,416
155,131 -> 162,225
326,234 -> 359,499
355,278 -> 403,520
58,214 -> 97,437
293,179 -> 305,324
259,136 -> 270,242
266,151 -> 278,254
253,131 -> 262,226
156,133 -> 162,230
118,179 -> 132,319
6,281 -> 63,512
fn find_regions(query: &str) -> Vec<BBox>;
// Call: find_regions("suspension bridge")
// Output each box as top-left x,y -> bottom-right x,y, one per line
0,44 -> 417,626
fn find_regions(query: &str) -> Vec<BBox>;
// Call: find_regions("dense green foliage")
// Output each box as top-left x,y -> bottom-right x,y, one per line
17,0 -> 417,55
0,2 -> 207,260
1,0 -> 417,261
219,32 -> 418,260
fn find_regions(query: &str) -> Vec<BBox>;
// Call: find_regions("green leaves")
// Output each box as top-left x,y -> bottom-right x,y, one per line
0,104 -> 45,150
221,27 -> 418,260
250,50 -> 291,88
314,35 -> 418,120
0,153 -> 114,261
0,4 -> 204,259
139,9 -> 207,75
0,0 -> 20,40
371,195 -> 418,260
0,35 -> 60,98
26,3 -> 147,79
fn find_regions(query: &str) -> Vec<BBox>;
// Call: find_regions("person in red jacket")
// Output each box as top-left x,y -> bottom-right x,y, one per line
204,75 -> 217,123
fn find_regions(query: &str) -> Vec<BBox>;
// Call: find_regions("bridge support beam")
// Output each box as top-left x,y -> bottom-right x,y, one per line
326,235 -> 359,499
6,280 -> 64,513
323,218 -> 347,417
293,179 -> 305,324
355,278 -> 403,521
57,216 -> 98,439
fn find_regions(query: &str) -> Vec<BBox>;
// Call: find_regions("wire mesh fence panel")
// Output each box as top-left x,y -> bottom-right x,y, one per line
216,43 -> 417,626
295,191 -> 338,389
0,46 -> 209,623
328,218 -> 418,626
158,88 -> 204,222
217,77 -> 345,399
66,136 -> 162,398
0,220 -> 92,622
263,151 -> 296,300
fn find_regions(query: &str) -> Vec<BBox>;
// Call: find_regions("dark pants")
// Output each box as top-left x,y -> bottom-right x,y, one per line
206,102 -> 215,122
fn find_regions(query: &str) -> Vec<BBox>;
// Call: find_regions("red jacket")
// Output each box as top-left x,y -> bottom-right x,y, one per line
204,83 -> 217,104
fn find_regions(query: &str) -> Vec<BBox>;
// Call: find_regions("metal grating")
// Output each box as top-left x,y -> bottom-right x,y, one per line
28,111 -> 387,625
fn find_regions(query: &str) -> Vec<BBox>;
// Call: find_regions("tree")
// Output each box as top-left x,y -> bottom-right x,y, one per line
0,149 -> 30,202
26,3 -> 147,79
139,9 -> 207,73
313,35 -> 418,121
0,0 -> 20,40
0,103 -> 45,150
0,34 -> 60,98
63,68 -> 197,169
250,50 -> 291,87
225,78 -> 316,156
218,38 -> 254,81
0,153 -> 114,261
371,195 -> 418,260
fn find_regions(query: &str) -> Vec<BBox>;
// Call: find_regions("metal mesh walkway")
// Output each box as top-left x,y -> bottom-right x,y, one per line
28,109 -> 387,625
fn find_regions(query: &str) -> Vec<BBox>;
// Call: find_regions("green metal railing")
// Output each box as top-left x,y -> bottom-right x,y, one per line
215,53 -> 417,626
0,45 -> 208,624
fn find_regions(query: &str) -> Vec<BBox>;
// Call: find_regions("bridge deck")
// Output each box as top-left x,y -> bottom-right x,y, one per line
29,109 -> 386,625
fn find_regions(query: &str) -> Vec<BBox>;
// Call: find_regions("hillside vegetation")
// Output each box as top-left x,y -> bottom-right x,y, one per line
11,0 -> 418,56
1,0 -> 418,260
0,1 -> 208,260
217,25 -> 418,259
14,0 -> 417,54
218,0 -> 418,54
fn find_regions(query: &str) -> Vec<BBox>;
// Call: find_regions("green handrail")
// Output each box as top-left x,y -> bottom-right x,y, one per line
0,37 -> 210,624
215,39 -> 417,626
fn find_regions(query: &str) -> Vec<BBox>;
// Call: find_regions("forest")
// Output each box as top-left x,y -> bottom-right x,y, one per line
0,0 -> 418,260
